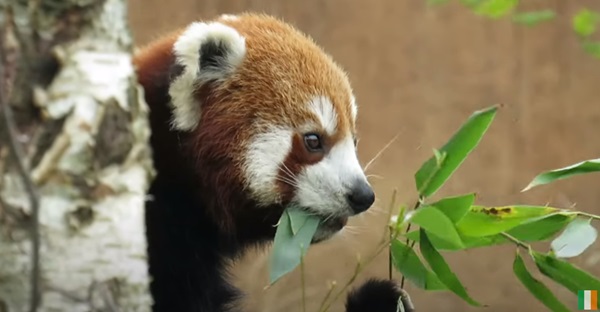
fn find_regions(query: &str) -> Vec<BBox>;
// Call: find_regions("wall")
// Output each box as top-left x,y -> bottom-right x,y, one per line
128,1 -> 600,311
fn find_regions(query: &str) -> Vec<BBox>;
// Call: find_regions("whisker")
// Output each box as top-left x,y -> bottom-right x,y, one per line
279,170 -> 295,182
274,177 -> 297,186
274,178 -> 314,197
322,214 -> 335,223
363,131 -> 402,173
275,176 -> 299,187
279,162 -> 297,181
262,157 -> 297,181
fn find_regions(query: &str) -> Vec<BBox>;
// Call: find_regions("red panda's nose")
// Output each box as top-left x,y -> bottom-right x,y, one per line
346,181 -> 375,214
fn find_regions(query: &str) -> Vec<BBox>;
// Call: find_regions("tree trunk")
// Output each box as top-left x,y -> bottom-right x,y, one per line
0,0 -> 153,311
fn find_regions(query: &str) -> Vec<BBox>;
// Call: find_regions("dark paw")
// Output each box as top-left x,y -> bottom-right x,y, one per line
345,278 -> 415,312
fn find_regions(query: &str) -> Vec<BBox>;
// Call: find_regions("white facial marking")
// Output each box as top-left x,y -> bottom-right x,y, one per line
294,135 -> 368,216
349,95 -> 357,123
243,127 -> 293,205
308,96 -> 338,135
220,14 -> 239,21
169,22 -> 246,131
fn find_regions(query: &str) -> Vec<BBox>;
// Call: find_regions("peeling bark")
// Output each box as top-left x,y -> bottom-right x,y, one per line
0,0 -> 153,311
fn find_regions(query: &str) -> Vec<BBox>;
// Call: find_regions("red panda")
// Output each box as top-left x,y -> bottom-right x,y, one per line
133,13 -> 411,312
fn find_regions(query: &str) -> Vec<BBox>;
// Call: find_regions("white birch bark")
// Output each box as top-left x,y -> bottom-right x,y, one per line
0,0 -> 153,311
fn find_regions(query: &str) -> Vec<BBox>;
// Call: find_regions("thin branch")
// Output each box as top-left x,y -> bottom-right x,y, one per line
501,232 -> 530,250
317,280 -> 337,311
319,241 -> 390,312
380,189 -> 398,244
1,7 -> 42,312
1,75 -> 42,312
388,236 -> 393,280
318,194 -> 422,309
386,191 -> 398,281
300,252 -> 306,312
400,199 -> 422,288
576,211 -> 600,221
318,256 -> 363,312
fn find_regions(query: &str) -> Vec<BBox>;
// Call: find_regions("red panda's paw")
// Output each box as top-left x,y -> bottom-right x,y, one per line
345,278 -> 415,312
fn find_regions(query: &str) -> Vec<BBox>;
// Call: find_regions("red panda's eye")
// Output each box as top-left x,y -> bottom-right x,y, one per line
303,133 -> 323,152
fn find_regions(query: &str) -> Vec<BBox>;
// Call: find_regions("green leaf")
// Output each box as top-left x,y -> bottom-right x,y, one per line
406,206 -> 464,248
522,158 -> 600,191
433,148 -> 447,168
573,9 -> 600,37
429,193 -> 476,224
269,208 -> 320,284
473,0 -> 518,19
419,229 -> 481,306
531,251 -> 600,294
460,0 -> 485,8
427,0 -> 450,6
507,212 -> 577,242
406,211 -> 575,251
513,251 -> 570,312
512,10 -> 556,26
405,230 -> 506,251
582,41 -> 600,58
414,105 -> 497,198
550,218 -> 598,258
287,208 -> 309,235
390,204 -> 409,234
456,205 -> 560,237
390,239 -> 447,291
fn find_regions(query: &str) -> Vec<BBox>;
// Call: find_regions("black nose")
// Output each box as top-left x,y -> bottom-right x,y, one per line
346,180 -> 375,214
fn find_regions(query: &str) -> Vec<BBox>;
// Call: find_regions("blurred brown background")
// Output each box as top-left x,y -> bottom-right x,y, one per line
128,1 -> 600,311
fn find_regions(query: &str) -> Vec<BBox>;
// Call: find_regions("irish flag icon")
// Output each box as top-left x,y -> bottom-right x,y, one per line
579,290 -> 599,310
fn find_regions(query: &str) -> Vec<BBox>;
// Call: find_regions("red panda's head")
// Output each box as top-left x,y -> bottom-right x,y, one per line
142,13 -> 374,242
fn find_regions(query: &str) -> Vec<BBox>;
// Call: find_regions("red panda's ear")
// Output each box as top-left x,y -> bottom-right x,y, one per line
168,22 -> 246,131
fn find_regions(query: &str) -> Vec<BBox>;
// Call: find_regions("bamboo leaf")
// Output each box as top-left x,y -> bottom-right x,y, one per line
473,0 -> 518,19
406,206 -> 464,249
406,210 -> 574,251
288,208 -> 309,235
513,251 -> 570,312
419,229 -> 481,306
531,251 -> 600,294
415,105 -> 497,198
390,239 -> 447,291
513,10 -> 556,26
269,208 -> 320,284
507,212 -> 577,242
405,229 -> 506,251
573,9 -> 600,37
456,205 -> 560,237
429,193 -> 476,224
551,218 -> 598,258
522,158 -> 600,191
582,41 -> 600,59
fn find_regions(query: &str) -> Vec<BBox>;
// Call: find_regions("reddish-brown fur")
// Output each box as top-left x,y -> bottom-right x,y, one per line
212,14 -> 356,137
132,13 -> 407,312
134,31 -> 183,94
133,13 -> 357,233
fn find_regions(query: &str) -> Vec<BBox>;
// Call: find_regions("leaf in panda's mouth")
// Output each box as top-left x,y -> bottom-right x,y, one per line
269,206 -> 320,285
288,208 -> 311,235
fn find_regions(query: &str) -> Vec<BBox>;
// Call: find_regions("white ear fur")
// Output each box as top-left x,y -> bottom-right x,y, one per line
168,22 -> 246,131
349,94 -> 358,123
